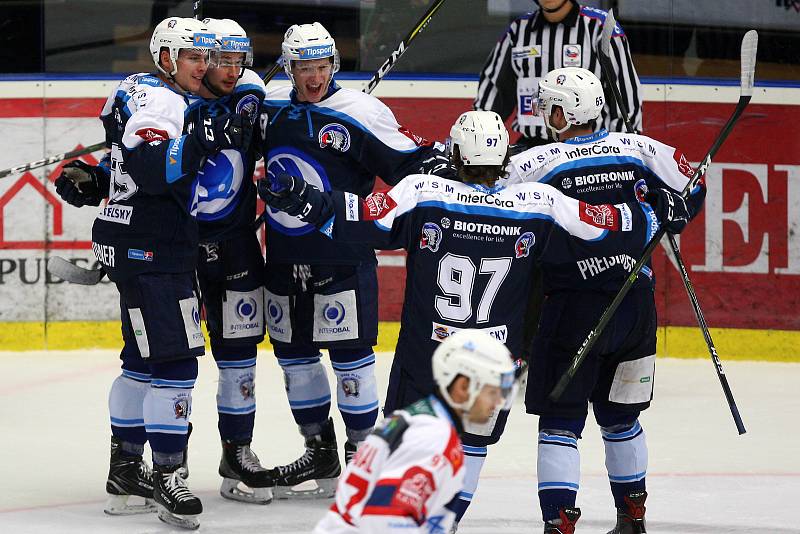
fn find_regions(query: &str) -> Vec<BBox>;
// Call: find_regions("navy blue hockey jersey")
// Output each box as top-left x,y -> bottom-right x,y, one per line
262,82 -> 437,265
93,73 -> 209,282
504,129 -> 706,288
319,175 -> 659,378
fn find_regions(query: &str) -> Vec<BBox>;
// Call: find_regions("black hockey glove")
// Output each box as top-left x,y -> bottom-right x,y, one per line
193,111 -> 253,154
646,188 -> 690,234
55,160 -> 105,207
257,172 -> 333,227
418,147 -> 456,179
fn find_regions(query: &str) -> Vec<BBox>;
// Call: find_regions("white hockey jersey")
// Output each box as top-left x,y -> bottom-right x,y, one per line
314,396 -> 465,534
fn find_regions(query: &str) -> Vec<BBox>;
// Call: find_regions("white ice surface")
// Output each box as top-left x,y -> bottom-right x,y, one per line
0,350 -> 798,533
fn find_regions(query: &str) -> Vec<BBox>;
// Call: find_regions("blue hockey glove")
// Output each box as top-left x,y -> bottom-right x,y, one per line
646,188 -> 690,234
257,172 -> 332,226
193,111 -> 253,153
55,160 -> 105,207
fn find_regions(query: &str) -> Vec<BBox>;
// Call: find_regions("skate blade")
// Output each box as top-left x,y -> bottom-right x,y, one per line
220,478 -> 273,505
104,494 -> 156,515
156,504 -> 200,530
273,477 -> 338,500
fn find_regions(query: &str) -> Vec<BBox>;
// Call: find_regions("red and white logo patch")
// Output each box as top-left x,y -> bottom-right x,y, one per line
398,126 -> 432,147
673,150 -> 696,179
135,127 -> 169,143
391,466 -> 436,523
579,201 -> 619,231
363,192 -> 397,220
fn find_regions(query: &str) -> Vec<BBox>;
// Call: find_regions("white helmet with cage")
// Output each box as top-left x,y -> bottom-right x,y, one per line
203,18 -> 253,69
447,110 -> 509,166
281,22 -> 340,87
149,17 -> 217,78
432,329 -> 516,414
537,67 -> 605,134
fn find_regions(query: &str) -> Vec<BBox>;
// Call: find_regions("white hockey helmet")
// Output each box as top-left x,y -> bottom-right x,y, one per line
281,22 -> 340,86
203,18 -> 253,68
448,110 -> 509,166
432,329 -> 516,413
149,17 -> 216,78
537,67 -> 604,134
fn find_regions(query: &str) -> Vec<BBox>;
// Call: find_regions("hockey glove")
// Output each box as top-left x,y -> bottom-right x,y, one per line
258,172 -> 333,227
646,188 -> 690,234
193,111 -> 253,154
418,144 -> 456,179
55,160 -> 106,207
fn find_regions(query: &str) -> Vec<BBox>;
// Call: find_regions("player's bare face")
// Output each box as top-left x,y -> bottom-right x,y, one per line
292,59 -> 333,103
467,385 -> 506,424
174,49 -> 211,93
206,52 -> 245,95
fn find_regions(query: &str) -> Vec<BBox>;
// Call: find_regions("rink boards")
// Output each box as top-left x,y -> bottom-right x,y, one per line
0,76 -> 797,359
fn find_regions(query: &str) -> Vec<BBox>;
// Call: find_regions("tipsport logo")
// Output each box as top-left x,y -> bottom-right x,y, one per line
220,36 -> 250,52
192,33 -> 217,48
298,44 -> 333,58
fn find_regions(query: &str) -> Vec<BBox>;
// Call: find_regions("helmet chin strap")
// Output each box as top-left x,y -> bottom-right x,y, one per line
544,108 -> 571,137
201,76 -> 225,98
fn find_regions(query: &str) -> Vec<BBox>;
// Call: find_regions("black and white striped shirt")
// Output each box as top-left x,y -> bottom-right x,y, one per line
475,2 -> 642,143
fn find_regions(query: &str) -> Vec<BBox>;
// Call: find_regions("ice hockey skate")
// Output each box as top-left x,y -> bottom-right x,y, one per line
344,440 -> 358,465
544,507 -> 581,534
104,436 -> 156,516
153,463 -> 202,530
269,417 -> 341,499
219,439 -> 275,504
607,491 -> 647,534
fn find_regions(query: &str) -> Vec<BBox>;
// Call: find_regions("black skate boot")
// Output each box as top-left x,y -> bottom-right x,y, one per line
270,418 -> 341,499
153,463 -> 203,530
219,439 -> 275,504
607,491 -> 647,534
104,436 -> 156,515
344,440 -> 358,465
179,422 -> 192,479
544,507 -> 581,534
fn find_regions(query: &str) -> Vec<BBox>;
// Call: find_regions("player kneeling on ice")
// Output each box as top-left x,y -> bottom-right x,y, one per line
258,109 -> 692,532
313,329 -> 516,533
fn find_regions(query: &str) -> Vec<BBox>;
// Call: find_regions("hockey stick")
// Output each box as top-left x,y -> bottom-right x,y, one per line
363,0 -> 449,94
47,256 -> 105,285
549,30 -> 758,424
0,142 -> 106,180
597,11 -> 747,435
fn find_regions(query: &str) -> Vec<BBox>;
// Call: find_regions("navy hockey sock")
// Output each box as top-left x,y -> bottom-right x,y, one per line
215,355 -> 257,442
329,348 -> 379,434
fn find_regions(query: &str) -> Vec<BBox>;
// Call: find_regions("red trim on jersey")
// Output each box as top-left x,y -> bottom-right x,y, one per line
398,125 -> 432,147
579,201 -> 620,231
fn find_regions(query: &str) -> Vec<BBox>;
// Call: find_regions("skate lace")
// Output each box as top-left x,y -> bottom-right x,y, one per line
237,445 -> 266,473
138,460 -> 153,480
276,448 -> 314,476
164,470 -> 194,502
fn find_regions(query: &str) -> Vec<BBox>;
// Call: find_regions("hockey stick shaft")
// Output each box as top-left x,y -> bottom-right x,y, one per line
0,142 -> 107,180
549,29 -> 758,403
362,0 -> 449,94
598,11 -> 746,434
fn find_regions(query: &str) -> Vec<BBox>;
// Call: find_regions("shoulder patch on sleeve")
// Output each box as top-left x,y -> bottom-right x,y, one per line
404,397 -> 436,417
363,191 -> 397,221
372,414 -> 410,453
579,201 -> 619,231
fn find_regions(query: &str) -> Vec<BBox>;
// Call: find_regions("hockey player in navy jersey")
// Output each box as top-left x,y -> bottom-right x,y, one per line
191,17 -> 274,505
259,22 -> 448,498
53,17 -> 252,530
259,109 -> 691,532
314,329 -> 517,534
504,67 -> 705,533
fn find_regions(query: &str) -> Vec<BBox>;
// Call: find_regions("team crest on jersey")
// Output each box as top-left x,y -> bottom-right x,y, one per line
515,232 -> 535,258
563,44 -> 582,67
318,123 -> 351,152
561,177 -> 573,189
634,179 -> 649,203
235,93 -> 260,124
342,375 -> 360,397
364,191 -> 397,220
579,201 -> 619,230
420,222 -> 443,252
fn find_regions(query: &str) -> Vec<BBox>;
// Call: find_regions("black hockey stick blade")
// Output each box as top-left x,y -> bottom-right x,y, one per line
549,30 -> 759,403
362,0 -> 449,95
47,256 -> 105,285
0,142 -> 106,180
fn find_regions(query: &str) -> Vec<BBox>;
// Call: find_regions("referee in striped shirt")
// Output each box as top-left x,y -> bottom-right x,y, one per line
475,0 -> 642,149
